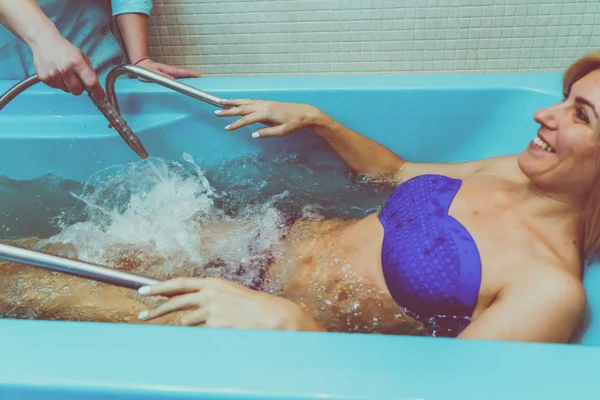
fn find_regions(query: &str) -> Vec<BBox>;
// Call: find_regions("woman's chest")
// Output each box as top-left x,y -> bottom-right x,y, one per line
447,180 -> 572,314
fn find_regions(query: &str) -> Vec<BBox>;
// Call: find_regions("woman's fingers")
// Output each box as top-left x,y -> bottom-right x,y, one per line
214,99 -> 295,136
224,112 -> 268,131
251,125 -> 289,138
220,98 -> 259,107
138,292 -> 207,321
181,309 -> 210,326
214,105 -> 254,118
138,277 -> 206,297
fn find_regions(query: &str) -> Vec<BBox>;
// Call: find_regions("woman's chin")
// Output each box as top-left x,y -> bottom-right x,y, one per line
517,150 -> 548,179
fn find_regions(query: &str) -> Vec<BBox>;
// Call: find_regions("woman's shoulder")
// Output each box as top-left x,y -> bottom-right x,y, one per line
397,154 -> 522,183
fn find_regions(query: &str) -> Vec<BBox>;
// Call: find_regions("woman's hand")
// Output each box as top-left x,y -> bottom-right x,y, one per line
137,277 -> 324,331
135,58 -> 201,80
215,99 -> 323,138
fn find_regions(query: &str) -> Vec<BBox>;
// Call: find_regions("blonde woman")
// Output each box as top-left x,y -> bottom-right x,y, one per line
3,52 -> 600,344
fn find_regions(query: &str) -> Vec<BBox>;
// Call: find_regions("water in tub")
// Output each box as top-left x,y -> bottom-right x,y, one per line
0,153 -> 427,336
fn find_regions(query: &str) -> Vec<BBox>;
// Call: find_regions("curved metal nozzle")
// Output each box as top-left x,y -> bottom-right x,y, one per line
87,91 -> 148,159
0,75 -> 42,111
0,73 -> 148,159
1,65 -> 226,159
105,64 -> 228,117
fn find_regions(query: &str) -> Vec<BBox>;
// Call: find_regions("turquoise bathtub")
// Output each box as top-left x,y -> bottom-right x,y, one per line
0,74 -> 599,399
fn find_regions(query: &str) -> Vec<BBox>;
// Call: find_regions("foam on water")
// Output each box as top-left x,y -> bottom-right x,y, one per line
33,153 -> 299,290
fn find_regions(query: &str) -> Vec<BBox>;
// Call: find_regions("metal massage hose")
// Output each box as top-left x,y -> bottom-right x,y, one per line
0,74 -> 149,159
0,243 -> 160,290
0,65 -> 232,287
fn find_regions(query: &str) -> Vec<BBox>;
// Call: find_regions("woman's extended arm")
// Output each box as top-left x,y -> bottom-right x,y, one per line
311,109 -> 407,180
217,99 -> 405,182
217,99 -> 508,183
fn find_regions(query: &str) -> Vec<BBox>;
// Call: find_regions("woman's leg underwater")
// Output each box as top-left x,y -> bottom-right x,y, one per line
0,238 -> 180,325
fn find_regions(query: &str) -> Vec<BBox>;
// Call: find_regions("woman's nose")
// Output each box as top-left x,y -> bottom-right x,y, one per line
534,104 -> 561,130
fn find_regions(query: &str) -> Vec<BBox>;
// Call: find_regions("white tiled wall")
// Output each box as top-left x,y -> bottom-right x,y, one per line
148,0 -> 600,76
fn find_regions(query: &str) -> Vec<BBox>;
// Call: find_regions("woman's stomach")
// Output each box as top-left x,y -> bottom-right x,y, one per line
276,214 -> 425,335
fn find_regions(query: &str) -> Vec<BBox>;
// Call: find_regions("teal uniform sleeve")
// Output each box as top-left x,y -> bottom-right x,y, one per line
111,0 -> 153,16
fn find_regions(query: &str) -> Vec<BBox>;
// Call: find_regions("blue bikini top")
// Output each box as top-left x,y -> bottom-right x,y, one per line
378,174 -> 482,337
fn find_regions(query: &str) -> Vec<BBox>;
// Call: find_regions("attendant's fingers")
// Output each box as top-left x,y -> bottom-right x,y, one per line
161,64 -> 201,78
77,61 -> 105,100
63,73 -> 84,96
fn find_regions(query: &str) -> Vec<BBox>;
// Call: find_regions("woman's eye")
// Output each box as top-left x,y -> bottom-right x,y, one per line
576,108 -> 590,124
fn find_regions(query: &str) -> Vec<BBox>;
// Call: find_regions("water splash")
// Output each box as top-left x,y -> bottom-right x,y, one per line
1,153 -> 428,334
34,154 -> 298,290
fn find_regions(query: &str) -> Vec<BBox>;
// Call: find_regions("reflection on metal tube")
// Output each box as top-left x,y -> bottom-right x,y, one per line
0,243 -> 160,290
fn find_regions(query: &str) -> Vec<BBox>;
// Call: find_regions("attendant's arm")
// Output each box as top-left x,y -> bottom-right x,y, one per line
112,1 -> 200,78
0,0 -> 103,97
0,0 -> 56,47
114,12 -> 150,66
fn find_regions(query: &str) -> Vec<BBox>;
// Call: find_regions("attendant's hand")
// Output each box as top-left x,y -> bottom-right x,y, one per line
135,58 -> 201,79
31,33 -> 105,100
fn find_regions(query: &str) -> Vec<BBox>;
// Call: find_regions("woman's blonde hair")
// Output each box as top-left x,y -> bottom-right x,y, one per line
563,51 -> 600,264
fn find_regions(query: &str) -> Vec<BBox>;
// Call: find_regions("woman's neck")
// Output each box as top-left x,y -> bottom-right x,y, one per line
516,181 -> 584,272
523,181 -> 585,219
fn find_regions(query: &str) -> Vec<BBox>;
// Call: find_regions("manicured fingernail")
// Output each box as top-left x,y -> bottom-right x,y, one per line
251,132 -> 260,138
138,286 -> 151,295
214,109 -> 223,115
225,124 -> 231,130
138,310 -> 148,320
219,99 -> 228,103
